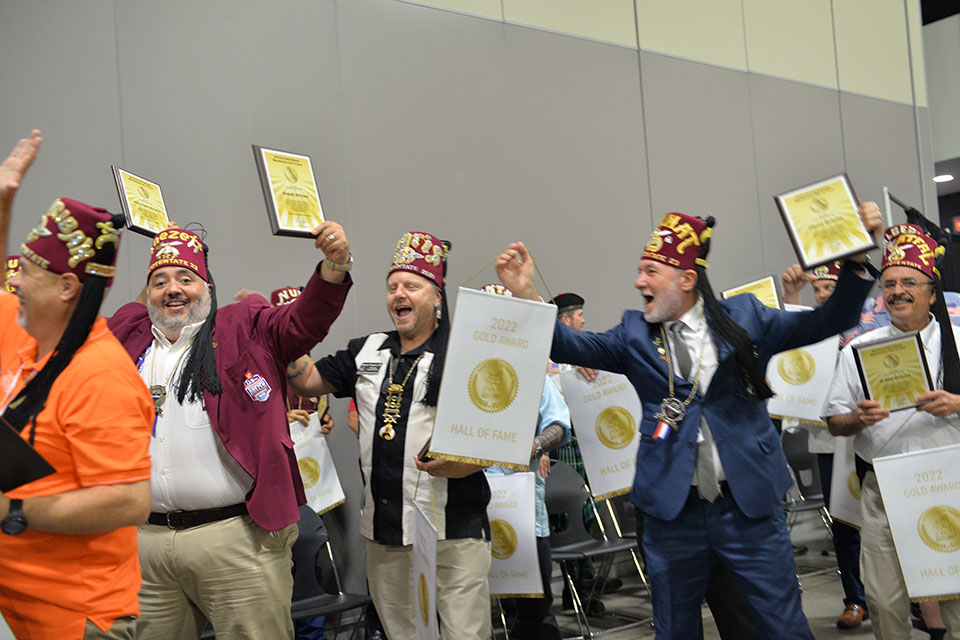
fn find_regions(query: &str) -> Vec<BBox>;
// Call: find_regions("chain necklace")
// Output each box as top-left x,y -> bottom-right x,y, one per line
654,324 -> 705,428
148,336 -> 197,417
380,352 -> 425,440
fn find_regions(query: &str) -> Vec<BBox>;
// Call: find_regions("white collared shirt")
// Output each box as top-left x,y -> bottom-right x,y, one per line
666,298 -> 726,483
142,321 -> 252,512
822,315 -> 960,463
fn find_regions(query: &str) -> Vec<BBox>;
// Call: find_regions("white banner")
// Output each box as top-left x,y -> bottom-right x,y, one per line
289,413 -> 345,514
560,370 -> 641,500
829,435 -> 862,528
485,472 -> 542,598
430,288 -> 555,469
413,503 -> 438,640
874,443 -> 960,600
767,304 -> 838,424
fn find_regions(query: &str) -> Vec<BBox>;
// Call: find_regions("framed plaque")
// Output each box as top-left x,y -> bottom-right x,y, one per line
853,331 -> 933,412
721,275 -> 782,310
111,166 -> 170,237
774,174 -> 876,270
0,416 -> 56,492
252,145 -> 324,238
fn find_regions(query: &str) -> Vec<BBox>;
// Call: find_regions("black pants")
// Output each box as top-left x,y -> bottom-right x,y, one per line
502,536 -> 561,640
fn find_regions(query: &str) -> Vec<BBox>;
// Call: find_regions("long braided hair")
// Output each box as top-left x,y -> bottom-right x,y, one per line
174,230 -> 222,403
694,216 -> 774,399
5,213 -> 126,444
422,239 -> 452,407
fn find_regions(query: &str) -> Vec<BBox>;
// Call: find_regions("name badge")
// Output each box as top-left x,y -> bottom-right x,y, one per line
358,362 -> 382,375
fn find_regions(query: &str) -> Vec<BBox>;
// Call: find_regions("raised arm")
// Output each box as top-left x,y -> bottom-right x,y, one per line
0,130 -> 43,256
288,355 -> 338,397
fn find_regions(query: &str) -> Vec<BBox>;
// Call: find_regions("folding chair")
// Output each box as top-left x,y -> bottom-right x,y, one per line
545,461 -> 647,639
780,429 -> 833,537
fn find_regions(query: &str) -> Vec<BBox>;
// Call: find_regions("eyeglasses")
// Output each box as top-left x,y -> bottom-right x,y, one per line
880,278 -> 934,291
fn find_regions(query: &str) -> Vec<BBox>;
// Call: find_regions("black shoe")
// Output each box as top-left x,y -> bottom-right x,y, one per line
792,544 -> 808,556
368,631 -> 386,640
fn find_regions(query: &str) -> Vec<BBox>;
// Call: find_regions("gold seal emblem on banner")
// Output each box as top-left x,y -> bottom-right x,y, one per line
490,519 -> 518,559
777,349 -> 815,386
469,359 -> 519,413
595,406 -> 636,449
918,505 -> 960,553
847,471 -> 862,501
298,457 -> 321,488
418,573 -> 429,626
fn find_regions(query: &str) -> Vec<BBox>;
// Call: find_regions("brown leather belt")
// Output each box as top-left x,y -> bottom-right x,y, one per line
148,503 -> 248,530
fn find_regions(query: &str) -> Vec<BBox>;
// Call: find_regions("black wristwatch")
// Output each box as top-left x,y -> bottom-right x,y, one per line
2,499 -> 27,536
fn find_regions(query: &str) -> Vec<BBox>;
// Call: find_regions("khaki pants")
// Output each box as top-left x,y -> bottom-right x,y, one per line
82,616 -> 136,640
861,472 -> 960,640
136,515 -> 298,640
367,537 -> 491,640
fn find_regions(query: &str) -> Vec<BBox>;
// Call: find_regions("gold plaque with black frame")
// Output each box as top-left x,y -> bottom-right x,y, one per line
252,145 -> 325,238
853,331 -> 933,412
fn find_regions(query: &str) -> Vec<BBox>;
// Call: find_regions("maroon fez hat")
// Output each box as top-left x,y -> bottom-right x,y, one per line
810,261 -> 842,281
881,224 -> 941,279
642,212 -> 711,271
21,198 -> 121,285
270,286 -> 300,307
148,228 -> 208,281
388,231 -> 447,287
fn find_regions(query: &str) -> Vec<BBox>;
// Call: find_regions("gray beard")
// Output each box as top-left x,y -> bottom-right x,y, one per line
147,290 -> 212,335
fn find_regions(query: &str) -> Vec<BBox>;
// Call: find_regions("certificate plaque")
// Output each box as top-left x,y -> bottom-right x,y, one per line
111,166 -> 170,237
252,145 -> 324,238
853,331 -> 933,412
774,174 -> 876,270
721,275 -> 782,310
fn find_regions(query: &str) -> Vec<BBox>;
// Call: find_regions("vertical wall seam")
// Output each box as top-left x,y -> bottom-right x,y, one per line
903,0 -> 930,217
501,20 -> 524,243
633,1 -> 656,229
740,0 -> 767,271
111,0 -> 133,302
830,0 -> 848,177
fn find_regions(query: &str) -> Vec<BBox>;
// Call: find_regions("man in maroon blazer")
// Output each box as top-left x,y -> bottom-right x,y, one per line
108,224 -> 353,639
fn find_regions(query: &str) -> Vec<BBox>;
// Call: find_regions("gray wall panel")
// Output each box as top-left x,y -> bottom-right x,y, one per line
336,0 -> 516,337
0,0 -> 128,306
747,74 -> 846,306
841,93 -> 923,227
639,52 -> 762,293
916,107 -> 940,221
505,25 -> 650,330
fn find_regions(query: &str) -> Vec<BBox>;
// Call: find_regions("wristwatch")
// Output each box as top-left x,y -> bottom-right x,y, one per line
532,438 -> 544,460
323,254 -> 354,272
2,499 -> 27,536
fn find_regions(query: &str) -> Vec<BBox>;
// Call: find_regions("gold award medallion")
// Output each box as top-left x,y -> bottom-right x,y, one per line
595,406 -> 636,450
418,573 -> 429,626
918,505 -> 960,553
490,519 -> 518,560
846,471 -> 862,501
468,359 -> 519,413
298,457 -> 321,488
777,349 -> 816,386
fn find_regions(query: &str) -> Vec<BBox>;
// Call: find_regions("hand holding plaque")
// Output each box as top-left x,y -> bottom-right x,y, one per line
775,174 -> 877,269
853,332 -> 933,412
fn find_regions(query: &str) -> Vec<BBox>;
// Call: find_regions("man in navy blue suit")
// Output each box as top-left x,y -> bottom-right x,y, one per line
496,210 -> 876,639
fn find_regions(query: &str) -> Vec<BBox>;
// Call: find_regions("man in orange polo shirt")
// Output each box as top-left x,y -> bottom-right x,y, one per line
0,130 -> 153,640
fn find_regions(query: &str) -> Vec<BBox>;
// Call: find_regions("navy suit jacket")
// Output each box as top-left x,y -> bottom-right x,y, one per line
551,268 -> 873,522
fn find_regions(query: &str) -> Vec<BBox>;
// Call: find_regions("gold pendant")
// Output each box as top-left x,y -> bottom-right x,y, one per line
379,425 -> 395,440
150,384 -> 166,417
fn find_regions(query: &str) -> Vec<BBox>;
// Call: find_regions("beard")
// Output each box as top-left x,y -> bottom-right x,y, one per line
643,276 -> 686,324
148,289 -> 212,336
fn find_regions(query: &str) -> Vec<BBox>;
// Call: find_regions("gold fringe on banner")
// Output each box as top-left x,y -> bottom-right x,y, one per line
769,414 -> 827,427
426,451 -> 529,472
911,594 -> 960,603
593,487 -> 632,501
316,499 -> 345,516
490,593 -> 545,599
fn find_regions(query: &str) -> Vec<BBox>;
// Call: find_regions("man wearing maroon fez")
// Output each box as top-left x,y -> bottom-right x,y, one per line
107,215 -> 353,637
823,224 -> 960,638
0,131 -> 154,639
291,231 -> 494,639
497,210 -> 876,639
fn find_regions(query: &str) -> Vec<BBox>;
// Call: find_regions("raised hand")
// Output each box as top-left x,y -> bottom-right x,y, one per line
496,242 -> 537,300
0,130 -> 42,219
